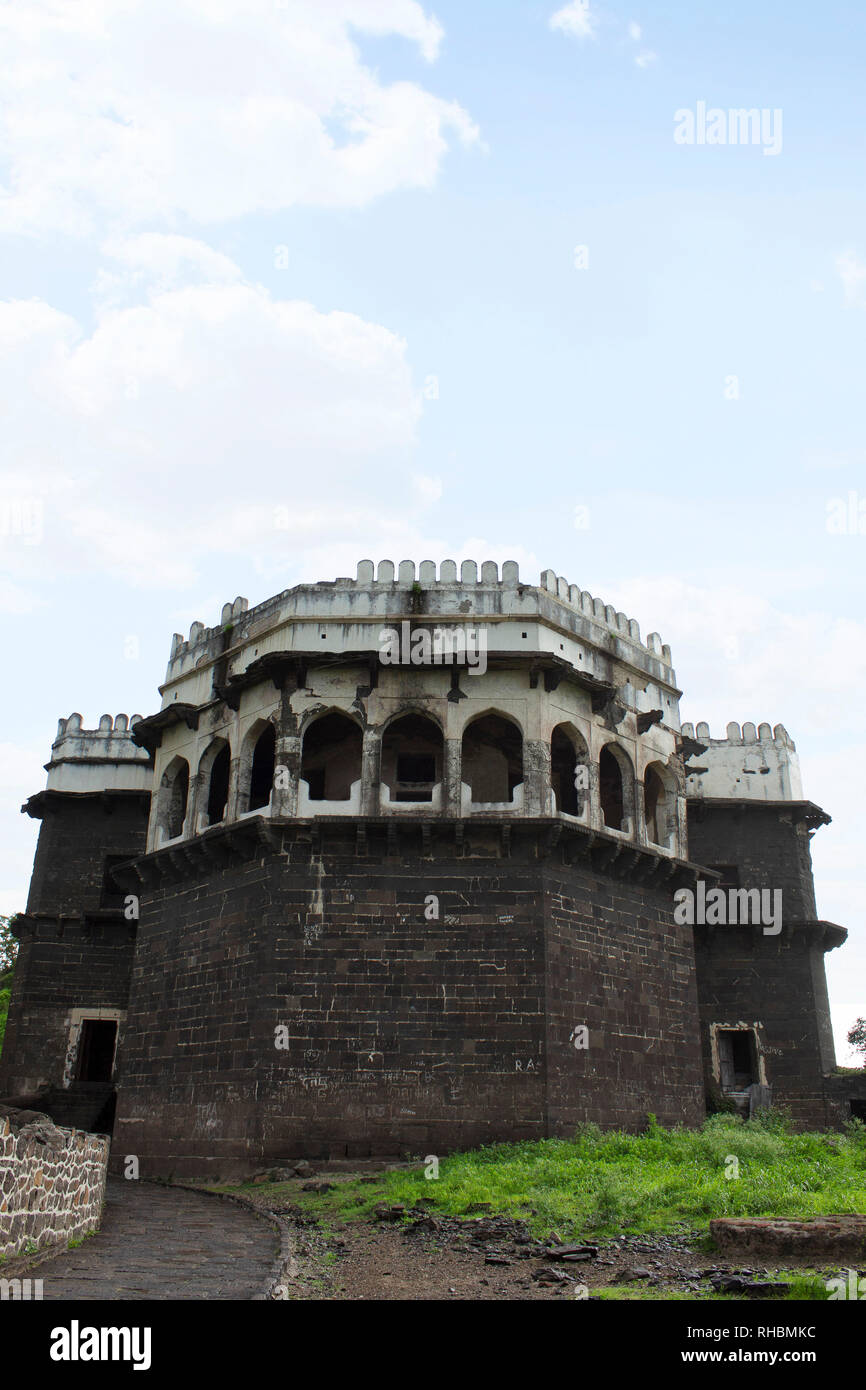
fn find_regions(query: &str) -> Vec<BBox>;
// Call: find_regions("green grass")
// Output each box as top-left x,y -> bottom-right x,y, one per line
226,1113 -> 866,1242
781,1274 -> 834,1300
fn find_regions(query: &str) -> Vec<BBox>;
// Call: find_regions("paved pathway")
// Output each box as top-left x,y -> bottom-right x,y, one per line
34,1179 -> 277,1300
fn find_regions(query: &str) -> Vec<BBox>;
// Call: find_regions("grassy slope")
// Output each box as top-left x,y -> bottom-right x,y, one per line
223,1114 -> 866,1242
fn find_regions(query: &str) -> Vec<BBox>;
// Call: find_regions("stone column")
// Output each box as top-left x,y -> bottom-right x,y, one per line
226,756 -> 242,822
186,769 -> 205,837
274,733 -> 299,817
523,738 -> 551,817
274,678 -> 301,817
361,727 -> 382,816
635,779 -> 647,846
443,736 -> 462,816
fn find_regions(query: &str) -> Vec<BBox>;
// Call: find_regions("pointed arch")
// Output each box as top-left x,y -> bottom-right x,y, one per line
551,722 -> 590,818
381,711 -> 443,804
237,718 -> 277,814
644,760 -> 675,847
157,755 -> 189,842
599,742 -> 634,832
198,737 -> 231,827
300,710 -> 363,802
461,710 -> 524,805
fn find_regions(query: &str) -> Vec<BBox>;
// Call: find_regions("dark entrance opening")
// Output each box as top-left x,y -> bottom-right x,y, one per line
551,727 -> 580,815
717,1028 -> 758,1090
301,713 -> 363,801
461,714 -> 523,804
165,760 -> 189,839
381,714 -> 442,803
396,753 -> 435,792
249,724 -> 276,811
207,745 -> 231,824
76,1020 -> 118,1083
100,855 -> 129,909
850,1100 -> 866,1123
599,746 -> 624,829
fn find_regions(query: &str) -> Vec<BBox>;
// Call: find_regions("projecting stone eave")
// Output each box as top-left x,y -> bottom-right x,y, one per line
117,811 -> 714,893
692,916 -> 847,951
686,797 -> 832,830
21,788 -> 152,821
193,648 -> 623,711
129,703 -> 201,753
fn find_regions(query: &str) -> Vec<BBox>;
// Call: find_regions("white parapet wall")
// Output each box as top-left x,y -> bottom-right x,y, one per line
46,713 -> 153,795
160,559 -> 680,708
681,721 -> 804,801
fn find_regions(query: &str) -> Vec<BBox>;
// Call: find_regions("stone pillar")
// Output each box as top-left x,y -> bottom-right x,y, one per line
186,769 -> 205,837
635,779 -> 647,846
274,733 -> 300,818
226,756 -> 242,822
274,679 -> 301,818
361,728 -> 382,816
523,738 -> 551,817
443,736 -> 462,816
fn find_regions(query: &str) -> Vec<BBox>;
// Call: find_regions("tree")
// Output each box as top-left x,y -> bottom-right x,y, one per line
848,1018 -> 866,1067
0,914 -> 19,973
0,915 -> 20,1055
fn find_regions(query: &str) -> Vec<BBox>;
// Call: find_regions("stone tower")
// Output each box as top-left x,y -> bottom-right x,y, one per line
3,561 -> 861,1177
683,720 -> 849,1126
107,559 -> 708,1176
1,715 -> 152,1129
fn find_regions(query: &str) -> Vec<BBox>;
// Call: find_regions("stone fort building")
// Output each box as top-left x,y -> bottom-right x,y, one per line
2,559 -> 863,1178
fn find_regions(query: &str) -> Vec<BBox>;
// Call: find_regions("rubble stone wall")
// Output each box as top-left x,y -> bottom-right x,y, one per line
0,1110 -> 109,1258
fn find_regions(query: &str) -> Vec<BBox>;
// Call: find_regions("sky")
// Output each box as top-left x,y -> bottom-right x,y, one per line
0,0 -> 863,1061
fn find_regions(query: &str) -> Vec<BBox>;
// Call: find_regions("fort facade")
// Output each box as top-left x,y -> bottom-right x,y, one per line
2,560 -> 862,1178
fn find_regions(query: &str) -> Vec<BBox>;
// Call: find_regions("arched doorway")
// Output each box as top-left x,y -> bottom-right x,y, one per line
461,713 -> 523,805
551,724 -> 590,817
300,712 -> 362,801
381,713 -> 443,804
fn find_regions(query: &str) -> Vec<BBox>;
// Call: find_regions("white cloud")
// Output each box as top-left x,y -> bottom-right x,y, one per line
604,574 -> 866,736
634,49 -> 657,68
0,738 -> 45,912
603,572 -> 866,1060
412,473 -> 443,505
627,20 -> 641,40
0,0 -> 479,236
0,579 -> 44,615
0,237 -> 428,590
837,250 -> 866,303
550,2 -> 597,41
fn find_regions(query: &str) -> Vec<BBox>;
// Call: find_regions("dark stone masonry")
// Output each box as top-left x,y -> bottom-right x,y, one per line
110,821 -> 705,1176
2,560 -> 863,1177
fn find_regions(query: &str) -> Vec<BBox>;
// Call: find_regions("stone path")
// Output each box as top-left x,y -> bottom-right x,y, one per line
33,1179 -> 277,1300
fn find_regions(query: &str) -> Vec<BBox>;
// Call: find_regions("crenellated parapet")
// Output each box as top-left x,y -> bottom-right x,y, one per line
162,559 -> 678,694
43,714 -> 153,796
681,720 -> 804,802
537,567 -> 672,666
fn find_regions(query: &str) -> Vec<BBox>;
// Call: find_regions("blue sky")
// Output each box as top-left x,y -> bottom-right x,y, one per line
0,0 -> 863,1059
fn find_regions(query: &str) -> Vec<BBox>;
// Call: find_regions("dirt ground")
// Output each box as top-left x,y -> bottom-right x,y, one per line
237,1180 -> 850,1302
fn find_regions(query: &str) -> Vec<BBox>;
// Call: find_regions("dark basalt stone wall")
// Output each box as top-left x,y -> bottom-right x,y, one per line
110,820 -> 705,1179
686,802 -> 844,1127
0,793 -> 148,1099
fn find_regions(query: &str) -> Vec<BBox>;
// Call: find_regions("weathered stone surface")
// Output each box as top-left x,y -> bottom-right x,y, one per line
4,563 -> 863,1180
710,1216 -> 866,1260
107,822 -> 705,1178
711,1274 -> 791,1297
0,1111 -> 108,1259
